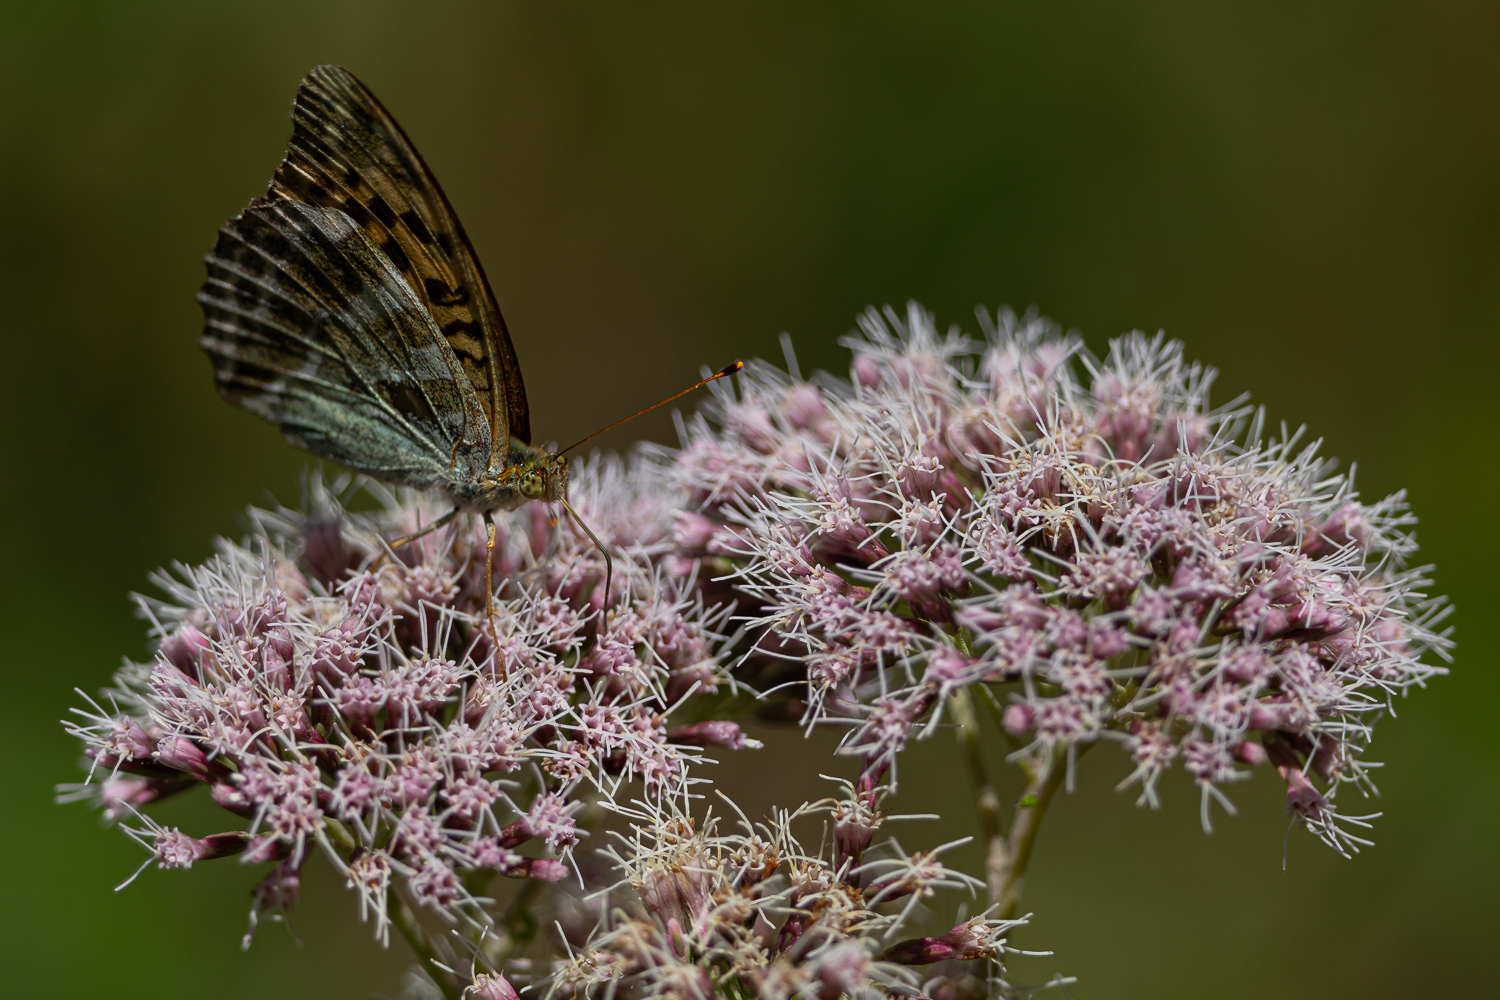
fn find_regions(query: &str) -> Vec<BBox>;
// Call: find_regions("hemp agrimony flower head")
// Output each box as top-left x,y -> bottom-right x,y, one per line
672,305 -> 1452,855
547,784 -> 1037,1000
63,456 -> 751,947
60,299 -> 1454,1000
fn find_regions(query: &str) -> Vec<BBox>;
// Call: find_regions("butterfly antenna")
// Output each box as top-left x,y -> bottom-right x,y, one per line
559,362 -> 743,456
559,498 -> 613,609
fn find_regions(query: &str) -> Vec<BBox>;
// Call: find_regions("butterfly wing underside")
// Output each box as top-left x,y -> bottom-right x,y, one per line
199,197 -> 493,487
200,64 -> 530,487
273,64 -> 530,455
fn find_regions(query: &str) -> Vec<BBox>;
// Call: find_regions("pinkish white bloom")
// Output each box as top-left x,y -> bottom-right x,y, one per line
64,454 -> 747,944
60,299 -> 1454,1000
670,305 -> 1452,853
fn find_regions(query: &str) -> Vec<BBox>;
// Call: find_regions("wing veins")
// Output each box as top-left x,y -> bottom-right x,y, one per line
222,211 -> 477,458
281,65 -> 529,455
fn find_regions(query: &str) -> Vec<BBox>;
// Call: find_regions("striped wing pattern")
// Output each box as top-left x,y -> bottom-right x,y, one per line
199,198 -> 493,487
199,63 -> 528,485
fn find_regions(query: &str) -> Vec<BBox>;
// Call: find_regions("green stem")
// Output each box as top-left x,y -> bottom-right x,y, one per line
502,879 -> 542,952
392,891 -> 463,1000
994,743 -> 1090,920
948,688 -> 1006,908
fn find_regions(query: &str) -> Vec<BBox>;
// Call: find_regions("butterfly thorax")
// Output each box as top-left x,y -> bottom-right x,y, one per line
442,440 -> 568,513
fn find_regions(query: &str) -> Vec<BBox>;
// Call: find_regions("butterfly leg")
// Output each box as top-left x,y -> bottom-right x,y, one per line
484,514 -> 503,680
559,499 -> 613,614
389,507 -> 459,549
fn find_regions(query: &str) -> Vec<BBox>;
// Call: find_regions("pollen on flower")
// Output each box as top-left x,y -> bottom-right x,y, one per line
670,304 -> 1452,853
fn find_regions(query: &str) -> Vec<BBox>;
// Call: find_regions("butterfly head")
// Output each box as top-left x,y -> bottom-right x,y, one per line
513,452 -> 569,504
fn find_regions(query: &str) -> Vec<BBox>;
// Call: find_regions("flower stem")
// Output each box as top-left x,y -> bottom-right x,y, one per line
995,744 -> 1081,920
392,890 -> 462,1000
948,688 -> 1006,907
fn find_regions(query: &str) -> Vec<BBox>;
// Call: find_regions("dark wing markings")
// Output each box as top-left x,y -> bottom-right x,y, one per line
264,64 -> 531,458
198,199 -> 492,486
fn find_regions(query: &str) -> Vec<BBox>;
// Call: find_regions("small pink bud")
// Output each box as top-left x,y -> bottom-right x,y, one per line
639,849 -> 715,930
781,382 -> 828,430
672,512 -> 724,554
154,829 -> 249,868
666,721 -> 752,750
241,834 -> 292,865
503,857 -> 565,882
154,736 -> 217,781
97,775 -> 174,820
1002,704 -> 1034,735
1282,766 -> 1331,820
160,627 -> 212,677
210,779 -> 252,816
886,918 -> 996,965
1302,503 -> 1368,558
834,807 -> 881,870
302,519 -> 356,584
472,836 -> 522,871
1233,740 -> 1268,765
99,721 -> 157,767
468,973 -> 520,1000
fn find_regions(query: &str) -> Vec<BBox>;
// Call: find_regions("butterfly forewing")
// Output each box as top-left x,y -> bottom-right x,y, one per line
199,196 -> 493,486
270,64 -> 530,457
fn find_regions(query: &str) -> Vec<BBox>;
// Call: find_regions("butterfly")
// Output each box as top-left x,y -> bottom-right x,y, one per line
198,64 -> 738,605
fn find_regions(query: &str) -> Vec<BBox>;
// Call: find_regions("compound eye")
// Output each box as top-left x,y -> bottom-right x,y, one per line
519,473 -> 546,499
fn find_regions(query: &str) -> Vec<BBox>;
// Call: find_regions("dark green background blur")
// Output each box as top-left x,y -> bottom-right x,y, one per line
3,3 -> 1495,997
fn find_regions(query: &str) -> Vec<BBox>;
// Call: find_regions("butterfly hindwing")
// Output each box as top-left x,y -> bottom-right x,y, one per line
269,64 -> 531,460
199,197 -> 492,487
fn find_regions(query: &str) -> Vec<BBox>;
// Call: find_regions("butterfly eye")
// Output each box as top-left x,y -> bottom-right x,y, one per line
519,473 -> 546,499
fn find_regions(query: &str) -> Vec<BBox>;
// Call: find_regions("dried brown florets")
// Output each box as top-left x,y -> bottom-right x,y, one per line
546,788 -> 1030,1000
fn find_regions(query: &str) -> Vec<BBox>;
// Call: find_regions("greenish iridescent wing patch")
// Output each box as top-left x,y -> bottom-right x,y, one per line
198,198 -> 492,487
269,64 -> 531,462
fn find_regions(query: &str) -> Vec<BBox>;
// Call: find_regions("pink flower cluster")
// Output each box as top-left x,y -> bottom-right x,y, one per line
671,305 -> 1451,853
65,457 -> 749,942
60,302 -> 1454,999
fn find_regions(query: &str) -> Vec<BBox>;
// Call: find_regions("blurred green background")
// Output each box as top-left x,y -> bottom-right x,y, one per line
3,2 -> 1495,997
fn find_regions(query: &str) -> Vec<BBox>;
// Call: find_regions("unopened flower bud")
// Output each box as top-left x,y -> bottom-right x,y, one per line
1002,704 -> 1033,735
886,918 -> 998,965
666,721 -> 758,750
672,512 -> 724,554
154,828 -> 249,869
504,857 -> 566,882
639,851 -> 715,932
1282,766 -> 1331,821
154,736 -> 217,781
159,626 -> 212,677
467,973 -> 520,1000
302,519 -> 357,584
1233,740 -> 1268,766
